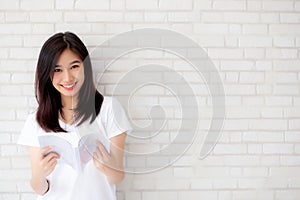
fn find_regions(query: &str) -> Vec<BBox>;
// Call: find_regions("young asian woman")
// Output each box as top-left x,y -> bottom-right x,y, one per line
18,32 -> 131,200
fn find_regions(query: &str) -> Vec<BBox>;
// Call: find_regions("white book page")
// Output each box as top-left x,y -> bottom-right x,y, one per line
38,135 -> 78,170
38,119 -> 110,172
76,119 -> 110,152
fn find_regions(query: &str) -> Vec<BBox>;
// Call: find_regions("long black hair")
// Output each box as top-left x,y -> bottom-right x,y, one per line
35,32 -> 103,132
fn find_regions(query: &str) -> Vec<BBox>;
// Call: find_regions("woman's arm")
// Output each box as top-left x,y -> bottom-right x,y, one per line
93,132 -> 127,184
28,146 -> 59,195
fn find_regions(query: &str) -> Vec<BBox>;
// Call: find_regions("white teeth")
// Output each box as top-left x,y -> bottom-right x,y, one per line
62,83 -> 75,88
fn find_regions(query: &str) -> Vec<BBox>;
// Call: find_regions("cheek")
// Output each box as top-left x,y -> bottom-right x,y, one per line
78,68 -> 85,80
81,71 -> 85,81
51,74 -> 59,85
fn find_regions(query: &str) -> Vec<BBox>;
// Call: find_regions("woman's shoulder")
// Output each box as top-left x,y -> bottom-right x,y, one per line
100,96 -> 124,113
23,110 -> 44,132
97,95 -> 132,137
25,110 -> 38,124
101,96 -> 114,111
98,95 -> 123,119
23,110 -> 47,134
102,95 -> 114,104
18,110 -> 41,146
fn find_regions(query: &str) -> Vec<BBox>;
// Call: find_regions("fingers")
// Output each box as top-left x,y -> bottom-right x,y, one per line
39,154 -> 58,176
44,159 -> 58,175
93,143 -> 106,168
40,146 -> 52,156
93,153 -> 99,166
41,153 -> 58,166
96,144 -> 103,159
40,146 -> 60,158
94,147 -> 104,168
93,153 -> 100,165
39,148 -> 60,175
93,153 -> 105,173
95,141 -> 113,167
94,141 -> 116,173
96,141 -> 109,158
48,157 -> 58,169
44,152 -> 60,161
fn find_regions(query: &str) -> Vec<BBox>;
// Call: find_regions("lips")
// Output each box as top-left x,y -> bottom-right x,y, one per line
61,82 -> 77,91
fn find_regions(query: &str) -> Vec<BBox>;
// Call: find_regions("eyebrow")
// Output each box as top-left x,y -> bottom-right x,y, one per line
55,60 -> 81,67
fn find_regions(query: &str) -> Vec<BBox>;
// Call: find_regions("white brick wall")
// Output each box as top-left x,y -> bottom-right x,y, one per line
1,0 -> 300,199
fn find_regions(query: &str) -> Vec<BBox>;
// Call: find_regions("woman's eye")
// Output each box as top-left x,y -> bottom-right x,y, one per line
71,65 -> 80,69
54,68 -> 61,72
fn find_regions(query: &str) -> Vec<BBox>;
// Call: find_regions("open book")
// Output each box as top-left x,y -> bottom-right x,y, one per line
38,120 -> 109,173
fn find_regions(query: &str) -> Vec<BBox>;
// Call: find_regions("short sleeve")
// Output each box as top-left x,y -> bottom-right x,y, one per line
104,97 -> 132,139
17,113 -> 40,147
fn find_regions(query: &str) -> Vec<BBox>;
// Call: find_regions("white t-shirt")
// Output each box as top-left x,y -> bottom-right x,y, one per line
18,96 -> 132,200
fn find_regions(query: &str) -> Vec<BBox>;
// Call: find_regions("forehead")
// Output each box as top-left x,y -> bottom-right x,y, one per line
56,49 -> 82,66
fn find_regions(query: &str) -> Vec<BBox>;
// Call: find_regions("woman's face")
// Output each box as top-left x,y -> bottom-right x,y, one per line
52,49 -> 85,100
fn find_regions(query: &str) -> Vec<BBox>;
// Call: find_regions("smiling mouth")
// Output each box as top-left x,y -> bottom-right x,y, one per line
61,82 -> 77,91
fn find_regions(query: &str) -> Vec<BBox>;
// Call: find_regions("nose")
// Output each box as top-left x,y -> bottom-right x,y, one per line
63,69 -> 73,82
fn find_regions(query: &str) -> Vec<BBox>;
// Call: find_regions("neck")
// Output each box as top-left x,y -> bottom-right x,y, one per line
60,96 -> 77,125
61,95 -> 78,109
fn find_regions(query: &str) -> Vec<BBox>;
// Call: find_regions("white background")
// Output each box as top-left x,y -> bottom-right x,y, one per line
0,0 -> 300,199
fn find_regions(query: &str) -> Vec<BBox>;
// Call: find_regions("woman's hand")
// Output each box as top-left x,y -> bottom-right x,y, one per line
93,141 -> 118,174
93,133 -> 127,184
36,146 -> 60,179
28,146 -> 60,195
